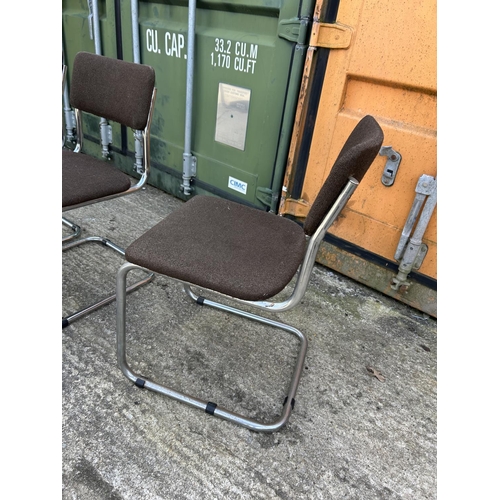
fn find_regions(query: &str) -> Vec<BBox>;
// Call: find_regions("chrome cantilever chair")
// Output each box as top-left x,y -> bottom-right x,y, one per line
116,115 -> 384,432
62,51 -> 157,328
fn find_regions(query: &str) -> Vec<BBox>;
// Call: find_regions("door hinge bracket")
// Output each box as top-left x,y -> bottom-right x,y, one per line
309,21 -> 353,49
281,198 -> 311,218
278,17 -> 310,45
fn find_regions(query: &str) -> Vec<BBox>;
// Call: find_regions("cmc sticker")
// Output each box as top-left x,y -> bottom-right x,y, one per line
228,176 -> 248,195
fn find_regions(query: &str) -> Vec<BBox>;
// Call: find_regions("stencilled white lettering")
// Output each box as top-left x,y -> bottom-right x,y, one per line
146,29 -> 160,54
145,29 -> 186,59
210,38 -> 258,74
145,32 -> 259,70
165,32 -> 185,58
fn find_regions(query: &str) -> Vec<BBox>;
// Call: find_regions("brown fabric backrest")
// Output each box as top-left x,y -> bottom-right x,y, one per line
303,115 -> 384,236
69,52 -> 155,131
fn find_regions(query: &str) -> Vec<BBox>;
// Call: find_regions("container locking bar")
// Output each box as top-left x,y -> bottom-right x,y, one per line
392,175 -> 437,291
181,0 -> 197,196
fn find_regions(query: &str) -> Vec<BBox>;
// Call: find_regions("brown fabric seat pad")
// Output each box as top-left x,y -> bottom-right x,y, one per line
62,150 -> 131,208
126,196 -> 307,301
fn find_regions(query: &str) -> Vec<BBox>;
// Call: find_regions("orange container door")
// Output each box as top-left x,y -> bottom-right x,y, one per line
281,0 -> 437,316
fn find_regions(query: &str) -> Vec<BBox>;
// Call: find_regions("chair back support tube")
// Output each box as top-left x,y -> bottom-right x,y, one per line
142,88 -> 157,180
291,177 -> 360,297
244,178 -> 359,311
73,108 -> 83,153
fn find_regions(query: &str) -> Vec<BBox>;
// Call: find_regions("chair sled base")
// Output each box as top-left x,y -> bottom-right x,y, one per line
116,262 -> 308,433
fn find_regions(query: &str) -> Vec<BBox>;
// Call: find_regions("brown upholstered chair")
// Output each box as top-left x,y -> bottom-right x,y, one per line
115,115 -> 384,432
62,52 -> 157,328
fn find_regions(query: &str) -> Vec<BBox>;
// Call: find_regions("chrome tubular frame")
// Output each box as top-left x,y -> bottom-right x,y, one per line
72,107 -> 83,154
116,261 -> 307,433
114,177 -> 360,431
62,216 -> 81,243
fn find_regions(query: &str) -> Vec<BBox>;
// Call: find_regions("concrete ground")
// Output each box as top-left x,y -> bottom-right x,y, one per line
62,181 -> 437,499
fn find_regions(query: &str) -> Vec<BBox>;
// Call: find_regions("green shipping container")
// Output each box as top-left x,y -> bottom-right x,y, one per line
62,0 -> 315,212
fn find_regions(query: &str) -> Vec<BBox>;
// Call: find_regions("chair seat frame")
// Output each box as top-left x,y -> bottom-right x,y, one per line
115,178 -> 359,432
